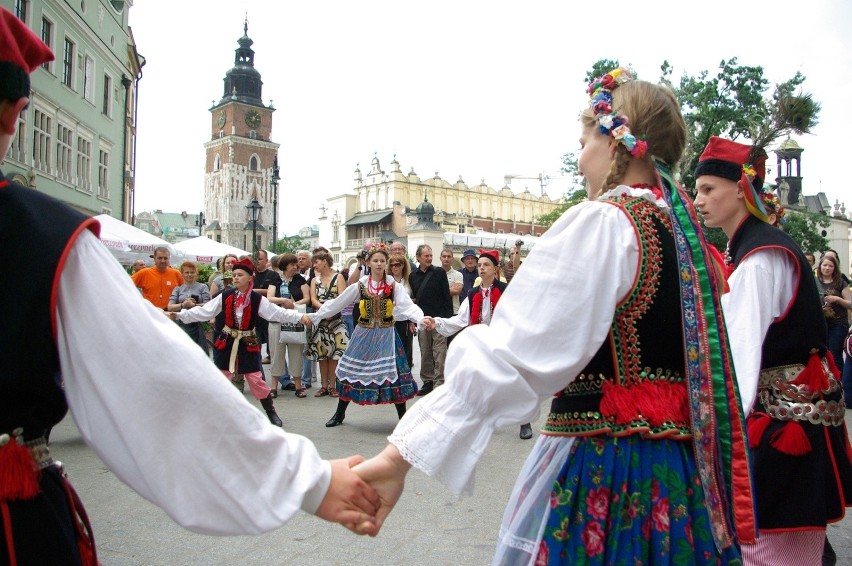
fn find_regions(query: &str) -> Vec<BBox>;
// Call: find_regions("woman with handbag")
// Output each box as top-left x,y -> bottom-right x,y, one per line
310,243 -> 424,428
307,252 -> 350,397
267,254 -> 311,398
817,254 -> 851,367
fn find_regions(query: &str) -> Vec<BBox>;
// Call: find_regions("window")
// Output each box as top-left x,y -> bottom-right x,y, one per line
7,109 -> 26,163
83,56 -> 94,102
32,109 -> 52,172
40,18 -> 52,70
98,150 -> 110,198
249,155 -> 258,171
15,0 -> 28,21
214,154 -> 221,171
248,130 -> 257,139
62,38 -> 74,88
102,74 -> 112,115
56,123 -> 73,183
76,136 -> 91,192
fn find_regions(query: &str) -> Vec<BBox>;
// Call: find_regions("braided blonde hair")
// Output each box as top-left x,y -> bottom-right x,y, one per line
581,79 -> 687,196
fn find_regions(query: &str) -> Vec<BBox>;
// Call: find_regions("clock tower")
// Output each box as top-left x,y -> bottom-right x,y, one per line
203,20 -> 279,251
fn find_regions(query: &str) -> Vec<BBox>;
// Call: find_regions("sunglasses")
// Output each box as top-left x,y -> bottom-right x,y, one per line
389,263 -> 402,267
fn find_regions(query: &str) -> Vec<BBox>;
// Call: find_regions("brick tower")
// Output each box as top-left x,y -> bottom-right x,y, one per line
203,20 -> 279,250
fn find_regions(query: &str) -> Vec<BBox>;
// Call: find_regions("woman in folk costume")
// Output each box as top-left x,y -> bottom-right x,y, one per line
423,249 -> 533,440
694,136 -> 852,565
352,69 -> 756,565
176,258 -> 309,427
310,243 -> 424,428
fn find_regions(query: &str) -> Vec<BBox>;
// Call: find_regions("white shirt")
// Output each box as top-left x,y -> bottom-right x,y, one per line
176,290 -> 303,326
445,267 -> 464,314
59,230 -> 331,535
389,188 -> 648,495
309,275 -> 424,326
721,247 -> 797,413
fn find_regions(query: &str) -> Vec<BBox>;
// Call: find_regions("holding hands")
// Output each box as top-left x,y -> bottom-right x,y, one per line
421,316 -> 436,332
350,445 -> 412,536
300,314 -> 314,327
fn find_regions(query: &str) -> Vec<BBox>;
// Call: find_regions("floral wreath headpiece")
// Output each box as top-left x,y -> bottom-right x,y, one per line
758,188 -> 785,225
588,68 -> 648,159
366,242 -> 389,256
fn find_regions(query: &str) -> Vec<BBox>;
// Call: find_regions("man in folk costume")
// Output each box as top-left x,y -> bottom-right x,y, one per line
422,250 -> 533,439
176,258 -> 305,427
0,8 -> 381,564
694,136 -> 852,565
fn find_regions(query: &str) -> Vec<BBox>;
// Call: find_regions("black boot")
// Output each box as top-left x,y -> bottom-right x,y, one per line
260,394 -> 283,427
395,402 -> 407,419
326,400 -> 349,427
417,381 -> 434,396
519,423 -> 533,439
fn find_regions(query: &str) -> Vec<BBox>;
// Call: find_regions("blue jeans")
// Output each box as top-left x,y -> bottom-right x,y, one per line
842,349 -> 852,399
827,323 -> 848,372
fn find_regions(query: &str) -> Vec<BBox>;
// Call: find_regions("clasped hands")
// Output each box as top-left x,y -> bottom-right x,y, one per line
421,316 -> 437,331
317,445 -> 410,537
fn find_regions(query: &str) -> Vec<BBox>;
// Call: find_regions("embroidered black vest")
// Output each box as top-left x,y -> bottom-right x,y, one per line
356,281 -> 395,328
728,215 -> 827,368
212,289 -> 263,373
542,197 -> 689,439
0,172 -> 95,439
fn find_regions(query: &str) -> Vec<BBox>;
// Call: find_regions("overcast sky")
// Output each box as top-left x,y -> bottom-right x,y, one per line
128,0 -> 852,234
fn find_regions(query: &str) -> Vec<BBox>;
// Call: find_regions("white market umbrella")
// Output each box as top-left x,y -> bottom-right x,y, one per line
94,214 -> 181,265
173,236 -> 250,265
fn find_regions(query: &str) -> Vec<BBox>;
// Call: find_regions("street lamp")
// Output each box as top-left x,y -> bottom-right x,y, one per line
195,210 -> 205,237
271,156 -> 280,250
246,197 -> 263,260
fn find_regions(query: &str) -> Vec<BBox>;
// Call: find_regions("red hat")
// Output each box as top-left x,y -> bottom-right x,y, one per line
694,136 -> 766,190
0,7 -> 55,102
478,249 -> 500,266
695,136 -> 771,223
232,257 -> 255,275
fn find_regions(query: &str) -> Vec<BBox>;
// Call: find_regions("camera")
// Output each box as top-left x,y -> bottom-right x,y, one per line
359,250 -> 369,260
191,294 -> 201,303
515,239 -> 524,247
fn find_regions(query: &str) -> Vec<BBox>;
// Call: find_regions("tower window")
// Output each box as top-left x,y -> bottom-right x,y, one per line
214,154 -> 221,171
249,155 -> 258,171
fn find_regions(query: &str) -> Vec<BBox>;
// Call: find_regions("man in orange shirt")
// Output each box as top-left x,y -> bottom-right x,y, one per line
132,246 -> 183,309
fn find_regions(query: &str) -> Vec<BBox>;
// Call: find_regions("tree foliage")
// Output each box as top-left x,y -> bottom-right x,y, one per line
271,235 -> 307,256
780,210 -> 831,254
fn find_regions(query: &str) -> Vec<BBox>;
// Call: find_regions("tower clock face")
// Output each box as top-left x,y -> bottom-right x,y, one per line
217,110 -> 226,128
245,110 -> 261,128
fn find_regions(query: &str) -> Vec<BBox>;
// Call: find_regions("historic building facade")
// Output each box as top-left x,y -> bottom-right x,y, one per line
202,21 -> 278,252
2,0 -> 142,221
319,154 -> 560,267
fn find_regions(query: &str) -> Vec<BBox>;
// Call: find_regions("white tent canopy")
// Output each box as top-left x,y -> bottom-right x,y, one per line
94,214 -> 180,266
173,236 -> 250,265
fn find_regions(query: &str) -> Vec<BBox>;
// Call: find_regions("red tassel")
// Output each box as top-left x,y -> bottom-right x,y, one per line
825,351 -> 841,379
791,353 -> 829,394
0,439 -> 41,501
769,421 -> 811,456
747,413 -> 772,449
600,381 -> 638,424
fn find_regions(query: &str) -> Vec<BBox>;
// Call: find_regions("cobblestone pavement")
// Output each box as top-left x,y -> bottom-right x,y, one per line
51,343 -> 852,565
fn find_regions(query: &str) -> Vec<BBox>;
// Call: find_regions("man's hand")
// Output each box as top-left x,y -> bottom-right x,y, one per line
315,456 -> 381,536
300,314 -> 314,327
421,317 -> 436,332
351,445 -> 411,536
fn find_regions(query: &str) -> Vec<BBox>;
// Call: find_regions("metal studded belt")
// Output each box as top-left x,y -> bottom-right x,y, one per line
0,429 -> 54,470
758,363 -> 846,427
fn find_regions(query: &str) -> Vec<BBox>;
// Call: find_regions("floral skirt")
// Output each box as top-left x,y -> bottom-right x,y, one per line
537,435 -> 735,566
306,316 -> 348,361
336,327 -> 418,404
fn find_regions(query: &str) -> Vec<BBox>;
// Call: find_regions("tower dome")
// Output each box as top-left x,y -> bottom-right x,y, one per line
219,20 -> 263,106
